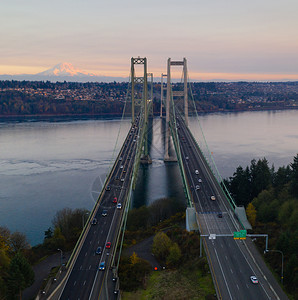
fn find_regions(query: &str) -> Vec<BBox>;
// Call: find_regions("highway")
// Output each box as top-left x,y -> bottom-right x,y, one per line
56,116 -> 141,300
176,114 -> 288,300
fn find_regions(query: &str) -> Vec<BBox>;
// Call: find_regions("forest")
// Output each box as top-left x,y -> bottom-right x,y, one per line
223,155 -> 298,298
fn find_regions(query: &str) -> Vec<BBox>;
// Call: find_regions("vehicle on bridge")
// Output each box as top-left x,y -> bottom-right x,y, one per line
102,210 -> 107,216
210,195 -> 216,201
99,262 -> 105,270
95,247 -> 102,255
91,218 -> 97,225
250,276 -> 258,284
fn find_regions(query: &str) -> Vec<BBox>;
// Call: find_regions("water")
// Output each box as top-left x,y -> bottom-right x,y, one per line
1,110 -> 297,245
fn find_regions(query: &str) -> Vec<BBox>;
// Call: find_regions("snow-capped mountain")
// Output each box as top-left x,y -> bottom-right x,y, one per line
0,63 -> 129,82
36,62 -> 95,77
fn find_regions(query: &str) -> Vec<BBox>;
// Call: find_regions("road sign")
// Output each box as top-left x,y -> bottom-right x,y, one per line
234,230 -> 247,240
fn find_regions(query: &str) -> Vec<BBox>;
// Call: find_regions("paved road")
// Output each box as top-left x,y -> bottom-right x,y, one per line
176,114 -> 288,300
55,116 -> 141,300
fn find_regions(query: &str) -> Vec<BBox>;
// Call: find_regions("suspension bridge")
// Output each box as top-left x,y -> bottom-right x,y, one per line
46,57 -> 288,300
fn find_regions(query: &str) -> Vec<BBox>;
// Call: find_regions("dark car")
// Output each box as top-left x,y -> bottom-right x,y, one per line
217,212 -> 223,218
95,247 -> 102,255
91,218 -> 97,225
106,186 -> 111,191
102,210 -> 107,217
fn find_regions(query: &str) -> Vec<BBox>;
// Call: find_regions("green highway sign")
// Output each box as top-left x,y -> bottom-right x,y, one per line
234,230 -> 247,240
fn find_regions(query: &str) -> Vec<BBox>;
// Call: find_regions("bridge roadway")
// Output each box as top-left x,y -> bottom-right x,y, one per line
176,114 -> 288,300
56,116 -> 141,300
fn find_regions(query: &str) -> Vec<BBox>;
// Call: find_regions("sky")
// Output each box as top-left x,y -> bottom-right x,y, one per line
1,0 -> 298,81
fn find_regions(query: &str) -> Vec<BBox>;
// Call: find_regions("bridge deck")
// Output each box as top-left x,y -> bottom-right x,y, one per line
176,114 -> 288,300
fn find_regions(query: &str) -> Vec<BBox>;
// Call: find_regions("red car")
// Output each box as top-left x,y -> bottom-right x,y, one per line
112,197 -> 117,203
106,242 -> 111,249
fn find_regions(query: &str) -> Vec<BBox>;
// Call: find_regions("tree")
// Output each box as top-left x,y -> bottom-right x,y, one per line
44,227 -> 53,240
290,154 -> 298,198
52,207 -> 89,242
7,252 -> 34,299
246,203 -> 257,227
9,232 -> 30,253
166,242 -> 182,267
152,232 -> 172,261
130,252 -> 140,265
250,158 -> 272,199
227,166 -> 251,206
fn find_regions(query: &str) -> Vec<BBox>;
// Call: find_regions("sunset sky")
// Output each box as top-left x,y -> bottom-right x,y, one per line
1,0 -> 298,81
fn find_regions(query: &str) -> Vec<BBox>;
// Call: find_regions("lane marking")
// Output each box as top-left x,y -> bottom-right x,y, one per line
214,248 -> 233,300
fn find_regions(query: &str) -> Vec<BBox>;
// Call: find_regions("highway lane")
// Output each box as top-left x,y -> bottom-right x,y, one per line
58,116 -> 141,299
175,114 -> 288,300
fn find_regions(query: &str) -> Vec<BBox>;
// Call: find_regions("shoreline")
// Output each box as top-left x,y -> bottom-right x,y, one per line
1,106 -> 298,121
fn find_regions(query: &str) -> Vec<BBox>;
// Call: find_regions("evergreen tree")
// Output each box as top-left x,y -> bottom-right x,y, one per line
228,166 -> 251,206
7,252 -> 34,299
290,154 -> 298,198
250,158 -> 272,199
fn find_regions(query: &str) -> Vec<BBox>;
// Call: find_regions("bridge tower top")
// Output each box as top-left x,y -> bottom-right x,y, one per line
166,57 -> 188,126
130,57 -> 148,124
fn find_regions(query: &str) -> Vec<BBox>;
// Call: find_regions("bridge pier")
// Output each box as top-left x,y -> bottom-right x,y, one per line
140,154 -> 152,165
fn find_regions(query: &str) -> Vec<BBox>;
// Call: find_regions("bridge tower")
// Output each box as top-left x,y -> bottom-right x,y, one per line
131,57 -> 152,164
131,57 -> 148,124
160,73 -> 167,118
164,57 -> 188,161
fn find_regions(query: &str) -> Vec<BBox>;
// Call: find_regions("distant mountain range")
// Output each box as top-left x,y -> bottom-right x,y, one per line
0,63 -> 129,82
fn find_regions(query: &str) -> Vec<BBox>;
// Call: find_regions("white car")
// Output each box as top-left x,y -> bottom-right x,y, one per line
210,195 -> 216,201
195,170 -> 199,175
195,185 -> 200,190
117,203 -> 122,209
250,276 -> 258,284
198,178 -> 202,183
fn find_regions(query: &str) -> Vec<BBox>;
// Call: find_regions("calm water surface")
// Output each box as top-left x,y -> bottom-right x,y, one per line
1,110 -> 297,245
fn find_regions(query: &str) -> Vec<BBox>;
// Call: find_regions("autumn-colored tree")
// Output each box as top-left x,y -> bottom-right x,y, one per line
130,252 -> 140,265
246,203 -> 257,227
